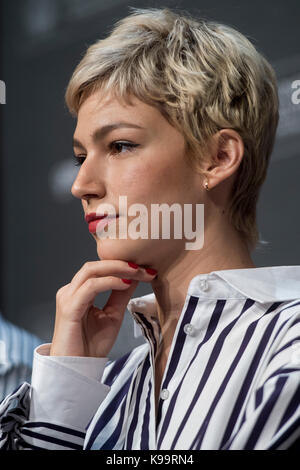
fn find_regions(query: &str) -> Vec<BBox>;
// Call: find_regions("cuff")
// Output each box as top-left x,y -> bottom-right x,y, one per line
29,343 -> 111,431
35,343 -> 110,382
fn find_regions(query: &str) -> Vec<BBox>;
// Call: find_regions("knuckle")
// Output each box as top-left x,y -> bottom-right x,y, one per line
83,261 -> 93,271
109,276 -> 123,285
86,278 -> 96,289
56,286 -> 65,299
56,284 -> 70,300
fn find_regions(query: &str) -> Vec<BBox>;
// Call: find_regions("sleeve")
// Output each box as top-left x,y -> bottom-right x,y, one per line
222,312 -> 300,450
0,343 -> 112,450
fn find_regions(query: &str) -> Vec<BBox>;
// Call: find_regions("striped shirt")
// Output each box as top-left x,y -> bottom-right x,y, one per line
0,312 -> 42,401
0,266 -> 299,450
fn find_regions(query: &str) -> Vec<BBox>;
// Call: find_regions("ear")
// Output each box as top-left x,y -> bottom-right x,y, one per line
201,129 -> 244,189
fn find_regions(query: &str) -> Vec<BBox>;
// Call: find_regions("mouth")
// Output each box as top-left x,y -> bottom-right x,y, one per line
85,213 -> 120,222
85,213 -> 120,234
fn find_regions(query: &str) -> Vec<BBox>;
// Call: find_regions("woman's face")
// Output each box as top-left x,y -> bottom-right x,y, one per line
71,88 -> 205,268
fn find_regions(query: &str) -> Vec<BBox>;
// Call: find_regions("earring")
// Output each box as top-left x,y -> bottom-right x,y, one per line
204,180 -> 210,191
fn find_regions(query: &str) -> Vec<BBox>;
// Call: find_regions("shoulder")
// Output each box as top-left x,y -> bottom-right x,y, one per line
256,299 -> 300,381
263,299 -> 300,349
275,299 -> 300,352
258,298 -> 300,333
271,299 -> 300,334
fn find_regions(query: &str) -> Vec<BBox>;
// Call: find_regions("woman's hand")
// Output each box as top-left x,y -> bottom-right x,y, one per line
49,260 -> 157,358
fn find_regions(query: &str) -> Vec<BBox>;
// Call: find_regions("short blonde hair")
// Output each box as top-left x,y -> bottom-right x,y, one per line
65,7 -> 279,252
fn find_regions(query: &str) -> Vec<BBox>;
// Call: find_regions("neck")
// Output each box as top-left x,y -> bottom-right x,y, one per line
150,219 -> 256,355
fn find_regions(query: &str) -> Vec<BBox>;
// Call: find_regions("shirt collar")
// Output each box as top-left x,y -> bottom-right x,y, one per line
127,265 -> 300,339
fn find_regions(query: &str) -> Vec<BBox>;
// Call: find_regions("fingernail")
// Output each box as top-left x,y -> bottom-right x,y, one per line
145,268 -> 157,275
128,262 -> 139,269
122,279 -> 132,284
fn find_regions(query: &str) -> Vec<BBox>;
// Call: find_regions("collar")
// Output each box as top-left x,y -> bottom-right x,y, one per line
127,265 -> 300,339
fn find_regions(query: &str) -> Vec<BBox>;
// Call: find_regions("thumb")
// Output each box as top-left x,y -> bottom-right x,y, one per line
103,279 -> 139,319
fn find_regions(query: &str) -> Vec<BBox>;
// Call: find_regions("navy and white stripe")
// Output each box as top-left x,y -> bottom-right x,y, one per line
0,381 -> 86,449
0,266 -> 299,450
0,312 -> 42,401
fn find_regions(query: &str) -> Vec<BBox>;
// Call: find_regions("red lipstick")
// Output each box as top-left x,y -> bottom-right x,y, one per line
85,213 -> 108,224
85,213 -> 119,234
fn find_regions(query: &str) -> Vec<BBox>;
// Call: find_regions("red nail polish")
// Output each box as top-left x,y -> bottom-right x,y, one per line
128,262 -> 139,269
122,279 -> 132,284
145,268 -> 157,275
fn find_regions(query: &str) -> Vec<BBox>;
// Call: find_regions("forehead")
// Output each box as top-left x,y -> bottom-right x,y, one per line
73,89 -> 175,147
77,89 -> 158,125
73,88 -> 187,155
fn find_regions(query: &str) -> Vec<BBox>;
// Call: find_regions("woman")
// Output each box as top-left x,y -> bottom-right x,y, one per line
0,7 -> 299,450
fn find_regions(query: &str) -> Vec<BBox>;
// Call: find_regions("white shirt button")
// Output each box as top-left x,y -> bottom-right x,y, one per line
160,389 -> 169,400
199,279 -> 208,291
183,323 -> 194,335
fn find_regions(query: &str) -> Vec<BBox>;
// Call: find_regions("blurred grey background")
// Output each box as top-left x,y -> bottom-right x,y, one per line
0,0 -> 299,360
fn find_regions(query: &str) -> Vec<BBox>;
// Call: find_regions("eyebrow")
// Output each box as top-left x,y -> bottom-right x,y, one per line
73,122 -> 145,150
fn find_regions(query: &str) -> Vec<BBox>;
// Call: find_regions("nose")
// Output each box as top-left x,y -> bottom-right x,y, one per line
71,159 -> 105,201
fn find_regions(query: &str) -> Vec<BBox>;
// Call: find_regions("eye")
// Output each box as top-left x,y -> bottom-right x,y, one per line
109,141 -> 139,155
73,154 -> 86,167
72,142 -> 139,167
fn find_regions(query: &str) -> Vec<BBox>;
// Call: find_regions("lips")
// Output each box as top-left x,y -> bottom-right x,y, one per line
85,213 -> 119,234
85,213 -> 108,224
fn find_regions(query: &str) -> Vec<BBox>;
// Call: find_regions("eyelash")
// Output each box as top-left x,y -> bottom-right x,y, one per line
73,141 -> 139,166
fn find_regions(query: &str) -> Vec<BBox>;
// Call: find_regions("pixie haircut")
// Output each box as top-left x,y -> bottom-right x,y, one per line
65,7 -> 279,252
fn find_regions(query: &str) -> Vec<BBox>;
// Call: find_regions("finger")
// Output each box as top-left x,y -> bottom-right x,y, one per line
102,280 -> 139,319
72,276 -> 138,314
69,260 -> 152,292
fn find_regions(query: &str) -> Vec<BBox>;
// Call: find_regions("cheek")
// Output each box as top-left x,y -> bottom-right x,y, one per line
108,152 -> 188,201
108,162 -> 161,193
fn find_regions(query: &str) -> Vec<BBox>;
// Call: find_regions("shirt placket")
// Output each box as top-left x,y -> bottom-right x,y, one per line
130,311 -> 163,448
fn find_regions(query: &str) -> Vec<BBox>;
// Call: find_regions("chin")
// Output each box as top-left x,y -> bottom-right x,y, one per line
95,237 -> 150,263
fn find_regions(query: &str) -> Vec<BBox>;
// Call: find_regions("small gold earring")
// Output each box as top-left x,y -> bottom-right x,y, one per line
205,180 -> 210,191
